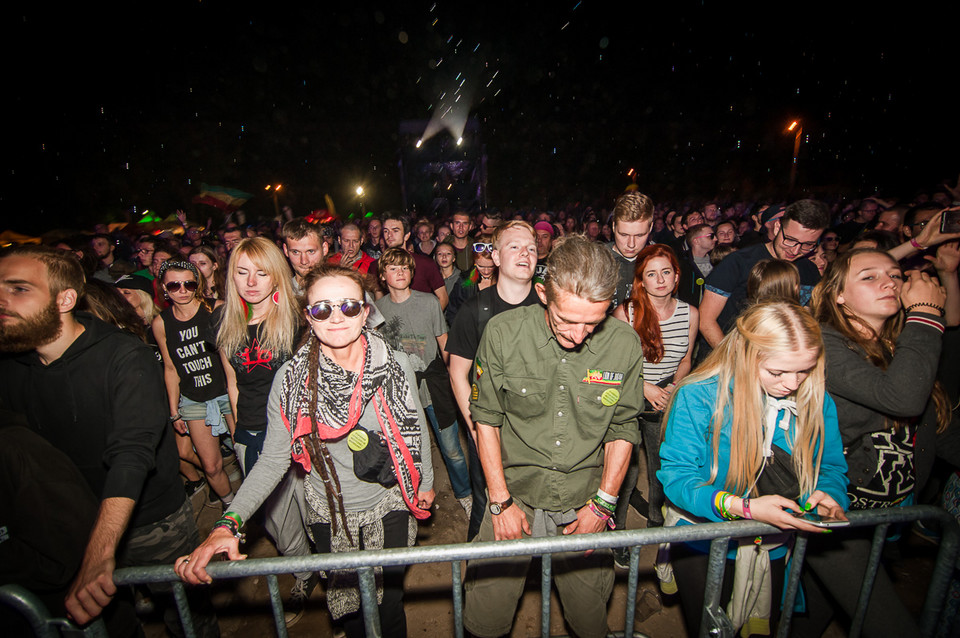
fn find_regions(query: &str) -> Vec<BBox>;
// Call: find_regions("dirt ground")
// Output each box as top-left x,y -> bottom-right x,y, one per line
143,437 -> 940,638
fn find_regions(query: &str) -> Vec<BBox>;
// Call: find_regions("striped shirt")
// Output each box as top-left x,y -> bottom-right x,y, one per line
627,300 -> 691,384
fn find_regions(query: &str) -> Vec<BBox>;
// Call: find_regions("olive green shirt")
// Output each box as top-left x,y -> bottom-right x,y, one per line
470,303 -> 643,511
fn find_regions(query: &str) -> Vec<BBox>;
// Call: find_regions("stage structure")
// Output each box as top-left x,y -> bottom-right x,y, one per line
397,118 -> 487,217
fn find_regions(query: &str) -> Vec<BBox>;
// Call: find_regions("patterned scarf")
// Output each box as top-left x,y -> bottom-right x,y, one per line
279,329 -> 429,524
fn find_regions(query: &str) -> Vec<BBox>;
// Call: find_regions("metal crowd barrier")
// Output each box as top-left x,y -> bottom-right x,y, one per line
3,504 -> 957,638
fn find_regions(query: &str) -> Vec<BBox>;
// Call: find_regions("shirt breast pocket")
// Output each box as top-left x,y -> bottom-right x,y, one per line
577,386 -> 614,424
502,376 -> 547,420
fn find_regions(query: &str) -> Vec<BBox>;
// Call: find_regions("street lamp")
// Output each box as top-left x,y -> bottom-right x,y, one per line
265,184 -> 282,217
355,185 -> 365,217
786,120 -> 802,192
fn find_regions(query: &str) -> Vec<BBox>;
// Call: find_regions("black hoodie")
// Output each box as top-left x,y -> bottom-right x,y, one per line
0,313 -> 182,528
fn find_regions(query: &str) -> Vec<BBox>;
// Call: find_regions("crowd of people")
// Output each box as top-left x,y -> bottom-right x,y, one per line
3,184 -> 960,637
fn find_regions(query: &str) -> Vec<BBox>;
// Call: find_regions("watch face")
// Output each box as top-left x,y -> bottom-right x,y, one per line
490,503 -> 502,515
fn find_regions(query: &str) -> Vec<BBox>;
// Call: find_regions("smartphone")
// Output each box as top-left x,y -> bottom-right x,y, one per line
793,511 -> 850,528
940,209 -> 960,234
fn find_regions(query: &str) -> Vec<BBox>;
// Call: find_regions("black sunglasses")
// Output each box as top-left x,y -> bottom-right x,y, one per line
305,298 -> 365,321
164,280 -> 199,293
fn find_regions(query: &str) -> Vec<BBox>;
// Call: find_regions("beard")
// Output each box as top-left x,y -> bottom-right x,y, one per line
0,297 -> 63,353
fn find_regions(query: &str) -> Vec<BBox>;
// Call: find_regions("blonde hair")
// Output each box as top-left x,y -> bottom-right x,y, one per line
663,301 -> 827,498
217,237 -> 300,358
133,288 -> 161,323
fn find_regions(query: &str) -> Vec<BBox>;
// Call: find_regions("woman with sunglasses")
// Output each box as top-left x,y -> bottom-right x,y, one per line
178,264 -> 434,638
458,242 -> 497,302
152,260 -> 236,508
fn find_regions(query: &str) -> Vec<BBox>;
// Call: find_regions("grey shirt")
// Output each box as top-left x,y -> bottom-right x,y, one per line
230,351 -> 434,521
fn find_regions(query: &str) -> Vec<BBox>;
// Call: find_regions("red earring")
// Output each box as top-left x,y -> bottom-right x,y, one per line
272,291 -> 281,305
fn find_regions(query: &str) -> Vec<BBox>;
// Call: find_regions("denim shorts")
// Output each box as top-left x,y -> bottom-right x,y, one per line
179,394 -> 231,421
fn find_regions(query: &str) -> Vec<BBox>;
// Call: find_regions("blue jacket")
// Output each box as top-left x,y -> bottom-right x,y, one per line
658,376 -> 850,523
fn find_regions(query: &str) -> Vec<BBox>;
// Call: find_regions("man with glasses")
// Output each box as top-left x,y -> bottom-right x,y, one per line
475,211 -> 502,240
133,236 -> 158,279
677,224 -> 717,307
699,199 -> 829,347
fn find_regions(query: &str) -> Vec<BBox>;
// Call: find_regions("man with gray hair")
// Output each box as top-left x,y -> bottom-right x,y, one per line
463,235 -> 644,638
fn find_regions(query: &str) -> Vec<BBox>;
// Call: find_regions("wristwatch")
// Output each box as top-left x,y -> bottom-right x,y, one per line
489,496 -> 514,515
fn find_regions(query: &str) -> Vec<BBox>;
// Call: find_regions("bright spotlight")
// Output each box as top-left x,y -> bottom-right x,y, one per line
456,137 -> 463,146
356,186 -> 364,196
416,139 -> 423,148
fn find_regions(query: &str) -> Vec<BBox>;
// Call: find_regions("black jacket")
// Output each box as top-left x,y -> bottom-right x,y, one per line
0,313 -> 182,527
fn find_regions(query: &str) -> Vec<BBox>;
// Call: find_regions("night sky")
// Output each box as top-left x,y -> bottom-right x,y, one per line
4,3 -> 957,233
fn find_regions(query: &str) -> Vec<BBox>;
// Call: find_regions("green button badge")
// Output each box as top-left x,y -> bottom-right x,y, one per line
601,388 -> 620,406
347,429 -> 369,452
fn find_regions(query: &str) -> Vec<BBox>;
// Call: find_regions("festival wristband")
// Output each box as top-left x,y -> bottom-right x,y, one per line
596,488 -> 619,505
742,498 -> 753,520
586,500 -> 617,530
910,237 -> 926,251
590,495 -> 616,515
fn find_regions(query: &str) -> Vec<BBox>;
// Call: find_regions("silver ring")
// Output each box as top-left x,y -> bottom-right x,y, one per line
182,558 -> 190,564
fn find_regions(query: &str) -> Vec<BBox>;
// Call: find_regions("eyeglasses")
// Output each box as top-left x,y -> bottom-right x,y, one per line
164,280 -> 199,293
473,242 -> 494,253
305,298 -> 365,321
695,233 -> 715,241
777,227 -> 820,251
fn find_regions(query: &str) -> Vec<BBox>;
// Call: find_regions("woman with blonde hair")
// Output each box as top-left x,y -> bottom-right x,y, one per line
215,236 -> 317,622
658,301 -> 848,636
216,236 -> 301,472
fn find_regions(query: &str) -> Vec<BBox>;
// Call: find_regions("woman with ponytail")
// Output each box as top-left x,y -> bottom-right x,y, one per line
178,264 -> 433,637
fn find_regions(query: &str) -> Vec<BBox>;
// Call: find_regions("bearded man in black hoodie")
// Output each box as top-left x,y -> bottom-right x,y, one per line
0,245 -> 218,637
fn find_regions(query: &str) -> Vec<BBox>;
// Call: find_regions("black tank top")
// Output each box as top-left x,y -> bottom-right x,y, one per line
162,304 -> 227,402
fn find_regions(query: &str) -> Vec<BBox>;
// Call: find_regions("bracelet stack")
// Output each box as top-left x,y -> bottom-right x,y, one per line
214,512 -> 246,542
586,500 -> 617,529
714,491 -> 741,521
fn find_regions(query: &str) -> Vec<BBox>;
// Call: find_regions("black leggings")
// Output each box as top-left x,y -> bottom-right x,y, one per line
311,510 -> 409,638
